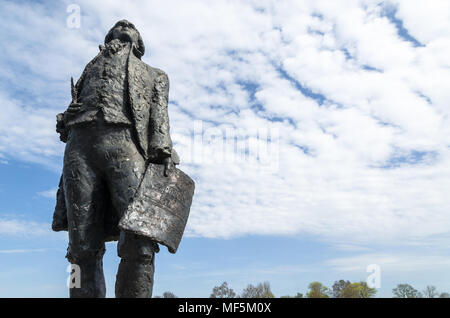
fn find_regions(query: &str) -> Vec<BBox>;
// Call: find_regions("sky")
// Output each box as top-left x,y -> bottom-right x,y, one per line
0,0 -> 449,298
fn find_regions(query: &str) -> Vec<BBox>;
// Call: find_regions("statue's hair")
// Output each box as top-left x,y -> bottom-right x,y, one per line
104,20 -> 145,58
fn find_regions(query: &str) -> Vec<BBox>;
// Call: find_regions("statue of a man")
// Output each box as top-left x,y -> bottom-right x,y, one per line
52,20 -> 193,298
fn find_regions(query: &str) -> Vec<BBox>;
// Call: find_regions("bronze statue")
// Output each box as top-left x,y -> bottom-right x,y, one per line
52,20 -> 195,298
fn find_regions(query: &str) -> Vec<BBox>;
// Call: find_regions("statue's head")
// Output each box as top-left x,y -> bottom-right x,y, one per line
104,19 -> 145,58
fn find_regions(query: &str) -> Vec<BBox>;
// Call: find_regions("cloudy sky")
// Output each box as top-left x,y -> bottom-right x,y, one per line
0,0 -> 449,297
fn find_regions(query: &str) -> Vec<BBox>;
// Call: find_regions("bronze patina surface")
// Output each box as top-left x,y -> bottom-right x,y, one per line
52,19 -> 195,298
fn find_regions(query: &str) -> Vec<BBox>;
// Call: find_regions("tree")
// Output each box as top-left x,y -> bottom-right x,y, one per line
332,280 -> 351,298
341,283 -> 359,298
341,282 -> 377,298
306,282 -> 329,298
392,284 -> 422,298
439,292 -> 450,298
241,284 -> 260,298
423,285 -> 438,298
358,282 -> 377,298
280,293 -> 303,298
241,281 -> 275,298
162,291 -> 177,298
210,282 -> 236,298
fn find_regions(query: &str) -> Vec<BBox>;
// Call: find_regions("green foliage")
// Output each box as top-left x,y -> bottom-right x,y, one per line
241,281 -> 275,298
210,281 -> 236,298
392,284 -> 422,298
341,282 -> 376,298
358,282 -> 377,298
332,280 -> 351,298
280,292 -> 303,298
306,281 -> 330,298
162,291 -> 177,298
423,285 -> 438,298
207,281 -> 448,299
341,283 -> 359,298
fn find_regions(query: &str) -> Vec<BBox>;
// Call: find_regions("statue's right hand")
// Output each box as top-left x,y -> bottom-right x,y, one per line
63,102 -> 83,122
66,102 -> 83,114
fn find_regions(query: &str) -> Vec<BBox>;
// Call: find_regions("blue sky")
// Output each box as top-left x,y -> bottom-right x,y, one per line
1,0 -> 450,297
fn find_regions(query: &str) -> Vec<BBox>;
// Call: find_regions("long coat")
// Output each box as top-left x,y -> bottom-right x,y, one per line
52,45 -> 173,241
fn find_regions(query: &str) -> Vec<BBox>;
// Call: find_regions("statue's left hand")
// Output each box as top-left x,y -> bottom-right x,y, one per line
163,157 -> 174,177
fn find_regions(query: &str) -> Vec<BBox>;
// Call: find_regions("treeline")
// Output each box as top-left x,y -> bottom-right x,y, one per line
154,281 -> 450,298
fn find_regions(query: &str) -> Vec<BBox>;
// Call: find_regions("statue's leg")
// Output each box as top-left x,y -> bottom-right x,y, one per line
115,231 -> 158,298
98,127 -> 158,297
66,248 -> 106,298
63,137 -> 107,298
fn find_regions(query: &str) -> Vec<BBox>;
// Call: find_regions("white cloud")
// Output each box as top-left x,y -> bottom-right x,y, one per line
0,218 -> 59,238
0,93 -> 64,169
0,249 -> 48,254
0,0 -> 449,250
326,252 -> 450,273
392,0 -> 450,44
37,188 -> 58,199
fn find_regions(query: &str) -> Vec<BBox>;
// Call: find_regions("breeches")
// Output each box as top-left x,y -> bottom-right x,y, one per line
63,121 -> 158,262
